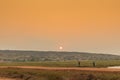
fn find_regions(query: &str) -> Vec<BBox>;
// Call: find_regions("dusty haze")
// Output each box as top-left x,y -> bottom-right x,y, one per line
0,0 -> 120,54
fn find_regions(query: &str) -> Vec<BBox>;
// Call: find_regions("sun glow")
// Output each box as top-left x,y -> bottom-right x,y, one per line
59,46 -> 63,50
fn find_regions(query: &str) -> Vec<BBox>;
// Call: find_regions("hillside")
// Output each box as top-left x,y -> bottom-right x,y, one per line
0,50 -> 120,62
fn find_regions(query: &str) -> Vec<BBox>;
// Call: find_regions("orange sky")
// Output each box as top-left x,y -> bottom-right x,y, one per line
0,0 -> 120,54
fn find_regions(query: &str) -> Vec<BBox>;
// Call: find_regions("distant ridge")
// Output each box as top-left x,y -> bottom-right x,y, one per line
0,50 -> 119,62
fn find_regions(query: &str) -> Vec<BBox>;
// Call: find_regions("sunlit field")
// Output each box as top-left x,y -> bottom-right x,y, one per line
0,60 -> 120,68
0,60 -> 119,80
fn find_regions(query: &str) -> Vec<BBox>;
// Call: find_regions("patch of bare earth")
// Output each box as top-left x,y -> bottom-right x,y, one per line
0,77 -> 18,80
1,66 -> 120,72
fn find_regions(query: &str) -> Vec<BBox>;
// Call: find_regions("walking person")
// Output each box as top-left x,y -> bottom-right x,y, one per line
78,61 -> 81,67
93,61 -> 96,67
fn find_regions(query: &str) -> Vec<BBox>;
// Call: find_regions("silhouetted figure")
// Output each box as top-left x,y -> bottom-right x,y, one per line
78,61 -> 81,67
93,61 -> 96,67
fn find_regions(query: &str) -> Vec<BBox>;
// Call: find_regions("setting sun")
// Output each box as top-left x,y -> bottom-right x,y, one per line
59,46 -> 63,50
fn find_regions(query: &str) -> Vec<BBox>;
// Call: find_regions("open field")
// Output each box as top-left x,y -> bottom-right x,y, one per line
0,60 -> 120,67
0,67 -> 120,80
0,51 -> 120,80
0,60 -> 119,80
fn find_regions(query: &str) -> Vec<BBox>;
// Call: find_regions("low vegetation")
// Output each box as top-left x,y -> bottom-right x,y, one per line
0,50 -> 120,80
0,68 -> 119,80
0,50 -> 120,62
0,60 -> 120,68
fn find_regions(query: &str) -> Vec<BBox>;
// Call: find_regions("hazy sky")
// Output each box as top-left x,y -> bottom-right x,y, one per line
0,0 -> 120,54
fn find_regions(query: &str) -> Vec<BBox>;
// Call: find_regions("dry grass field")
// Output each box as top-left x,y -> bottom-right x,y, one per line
0,66 -> 120,80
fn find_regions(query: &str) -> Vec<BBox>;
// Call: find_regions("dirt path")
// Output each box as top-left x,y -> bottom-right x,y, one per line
0,66 -> 120,72
0,77 -> 17,80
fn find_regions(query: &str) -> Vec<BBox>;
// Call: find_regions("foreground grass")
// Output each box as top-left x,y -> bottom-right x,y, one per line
0,60 -> 120,67
0,68 -> 120,80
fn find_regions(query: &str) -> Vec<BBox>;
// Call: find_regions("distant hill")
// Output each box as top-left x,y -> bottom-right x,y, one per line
0,50 -> 120,62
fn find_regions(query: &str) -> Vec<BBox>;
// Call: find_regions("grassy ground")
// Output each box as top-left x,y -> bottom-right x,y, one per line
0,68 -> 120,80
0,60 -> 120,80
0,60 -> 120,67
